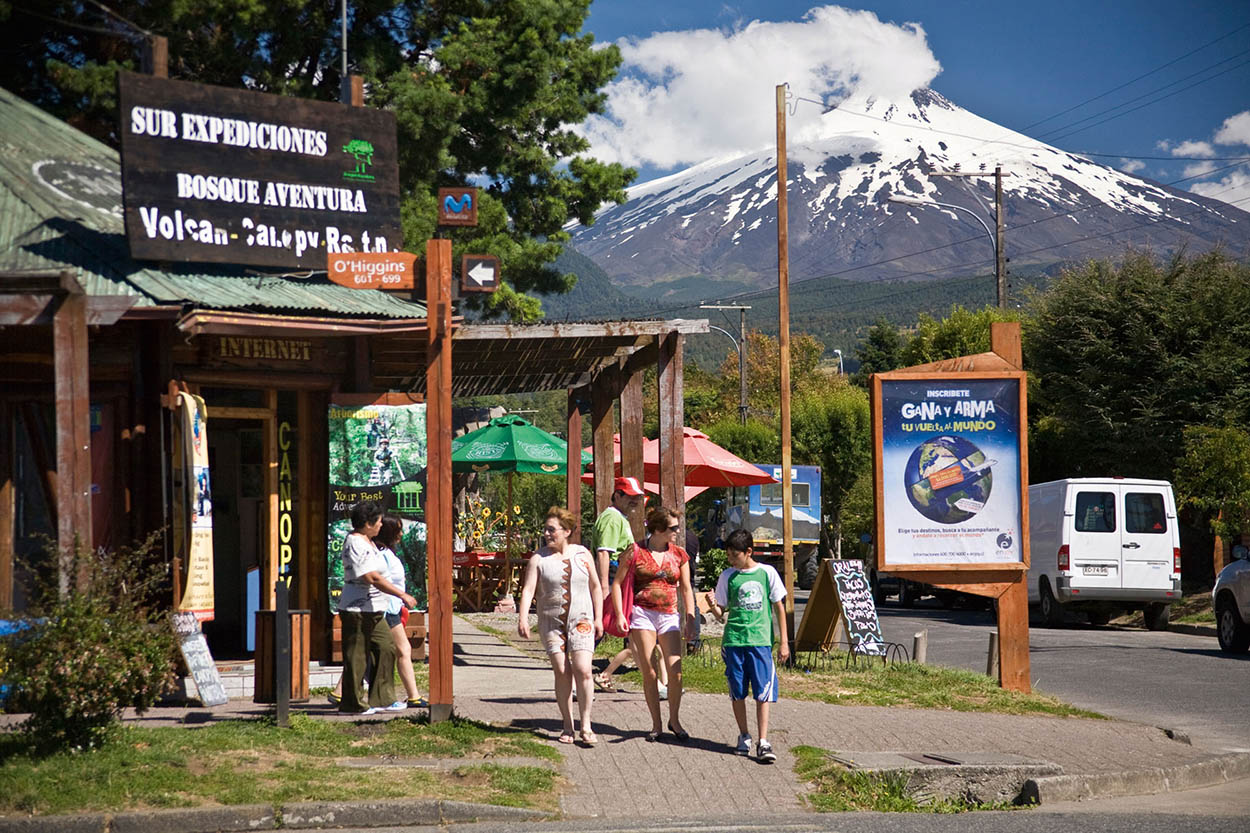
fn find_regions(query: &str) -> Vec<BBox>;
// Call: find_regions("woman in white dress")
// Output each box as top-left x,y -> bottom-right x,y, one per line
518,506 -> 604,745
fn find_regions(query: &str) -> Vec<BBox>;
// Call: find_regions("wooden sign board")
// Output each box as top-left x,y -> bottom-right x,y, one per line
437,187 -> 478,226
795,560 -> 883,655
118,71 -> 401,269
172,611 -> 228,707
327,251 -> 417,290
459,254 -> 500,293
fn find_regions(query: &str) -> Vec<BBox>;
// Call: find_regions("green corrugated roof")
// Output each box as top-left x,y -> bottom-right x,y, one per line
0,86 -> 425,319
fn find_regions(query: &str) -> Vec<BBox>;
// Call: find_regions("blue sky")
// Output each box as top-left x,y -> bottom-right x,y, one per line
581,1 -> 1250,206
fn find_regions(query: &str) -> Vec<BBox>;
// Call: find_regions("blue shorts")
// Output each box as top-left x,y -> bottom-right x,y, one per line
722,645 -> 778,702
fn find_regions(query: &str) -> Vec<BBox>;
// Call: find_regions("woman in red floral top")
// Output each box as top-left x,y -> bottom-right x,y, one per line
610,506 -> 697,742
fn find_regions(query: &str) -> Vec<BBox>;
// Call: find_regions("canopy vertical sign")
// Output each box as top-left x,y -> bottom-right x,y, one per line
173,392 -> 214,620
327,399 -> 428,614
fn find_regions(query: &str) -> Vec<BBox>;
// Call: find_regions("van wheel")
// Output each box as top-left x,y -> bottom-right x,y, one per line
870,571 -> 886,605
898,580 -> 917,608
1216,596 -> 1250,653
1144,602 -> 1170,632
798,557 -> 819,591
1039,579 -> 1063,627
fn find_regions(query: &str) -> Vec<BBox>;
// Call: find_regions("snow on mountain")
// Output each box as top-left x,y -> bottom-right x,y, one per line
570,89 -> 1249,288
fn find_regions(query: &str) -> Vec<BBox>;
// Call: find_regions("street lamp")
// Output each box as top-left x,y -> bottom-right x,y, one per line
706,325 -> 747,425
833,348 -> 843,375
889,194 -> 1002,307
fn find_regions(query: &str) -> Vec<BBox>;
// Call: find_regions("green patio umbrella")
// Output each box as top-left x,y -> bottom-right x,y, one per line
451,415 -> 591,475
451,415 -> 590,556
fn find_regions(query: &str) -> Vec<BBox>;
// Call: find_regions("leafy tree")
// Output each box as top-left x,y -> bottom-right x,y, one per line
852,318 -> 904,386
791,379 -> 872,555
1173,423 -> 1250,539
898,305 -> 1021,367
703,418 -> 781,465
1,0 -> 634,320
1024,251 -> 1250,482
714,330 -> 827,422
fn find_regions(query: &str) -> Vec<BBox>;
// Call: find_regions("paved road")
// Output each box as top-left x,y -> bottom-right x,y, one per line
791,591 -> 1250,754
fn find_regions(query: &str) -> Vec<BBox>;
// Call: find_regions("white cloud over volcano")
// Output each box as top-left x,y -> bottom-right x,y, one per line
579,5 -> 941,169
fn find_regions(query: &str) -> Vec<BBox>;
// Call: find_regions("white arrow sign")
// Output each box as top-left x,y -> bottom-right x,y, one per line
460,254 -> 500,293
468,260 -> 495,285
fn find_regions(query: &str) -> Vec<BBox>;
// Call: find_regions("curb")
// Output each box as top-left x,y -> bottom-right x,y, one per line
0,800 -> 546,833
1020,751 -> 1250,805
1166,623 -> 1217,637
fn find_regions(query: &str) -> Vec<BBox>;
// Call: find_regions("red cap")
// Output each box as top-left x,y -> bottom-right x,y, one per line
614,476 -> 645,496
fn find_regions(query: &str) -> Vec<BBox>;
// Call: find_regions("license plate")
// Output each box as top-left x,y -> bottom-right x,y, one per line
1082,565 -> 1109,576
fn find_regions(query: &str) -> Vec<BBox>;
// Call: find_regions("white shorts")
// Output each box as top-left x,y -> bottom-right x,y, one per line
629,606 -> 680,634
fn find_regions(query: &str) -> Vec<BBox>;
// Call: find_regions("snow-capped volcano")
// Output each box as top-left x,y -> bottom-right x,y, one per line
570,89 -> 1249,287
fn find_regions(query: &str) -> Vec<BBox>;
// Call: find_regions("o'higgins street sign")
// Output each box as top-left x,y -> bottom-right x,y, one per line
117,71 -> 401,270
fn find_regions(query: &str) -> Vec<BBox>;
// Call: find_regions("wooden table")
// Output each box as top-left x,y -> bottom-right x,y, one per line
452,551 -> 514,612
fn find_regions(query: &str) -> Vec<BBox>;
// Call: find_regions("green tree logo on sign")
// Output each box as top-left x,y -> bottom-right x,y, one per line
342,139 -> 375,181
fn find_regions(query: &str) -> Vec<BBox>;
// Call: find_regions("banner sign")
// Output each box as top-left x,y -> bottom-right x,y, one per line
327,400 -> 428,614
828,560 -> 886,655
327,251 -> 416,290
173,392 -> 215,620
118,71 -> 401,269
877,375 -> 1024,566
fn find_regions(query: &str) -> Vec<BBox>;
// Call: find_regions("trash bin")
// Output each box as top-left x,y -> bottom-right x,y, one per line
253,609 -> 310,703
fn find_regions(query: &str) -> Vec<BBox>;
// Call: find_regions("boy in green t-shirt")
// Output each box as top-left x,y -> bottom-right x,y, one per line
704,529 -> 789,763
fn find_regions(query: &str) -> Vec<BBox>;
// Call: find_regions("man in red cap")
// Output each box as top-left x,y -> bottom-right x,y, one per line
591,476 -> 648,693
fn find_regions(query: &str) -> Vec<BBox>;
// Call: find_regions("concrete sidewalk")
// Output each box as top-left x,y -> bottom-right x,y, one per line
5,615 -> 1247,830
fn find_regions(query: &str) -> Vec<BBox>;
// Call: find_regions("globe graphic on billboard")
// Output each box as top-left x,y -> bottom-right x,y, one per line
904,435 -> 994,524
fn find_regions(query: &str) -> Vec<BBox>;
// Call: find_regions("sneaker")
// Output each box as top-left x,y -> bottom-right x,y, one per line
407,697 -> 430,708
734,733 -> 752,756
327,691 -> 341,706
756,739 -> 776,764
656,683 -> 668,701
384,700 -> 408,712
343,706 -> 378,716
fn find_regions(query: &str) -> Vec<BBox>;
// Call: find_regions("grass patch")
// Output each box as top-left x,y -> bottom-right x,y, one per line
0,713 -> 559,817
793,746 -> 1017,813
609,639 -> 1100,718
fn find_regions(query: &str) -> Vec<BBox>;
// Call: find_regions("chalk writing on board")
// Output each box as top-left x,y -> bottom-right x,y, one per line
830,560 -> 886,656
171,612 -> 229,706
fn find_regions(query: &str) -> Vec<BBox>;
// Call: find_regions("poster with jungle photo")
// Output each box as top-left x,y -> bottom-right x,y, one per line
327,399 -> 428,613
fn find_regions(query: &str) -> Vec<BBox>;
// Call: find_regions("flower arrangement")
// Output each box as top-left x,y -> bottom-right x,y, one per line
455,493 -> 529,555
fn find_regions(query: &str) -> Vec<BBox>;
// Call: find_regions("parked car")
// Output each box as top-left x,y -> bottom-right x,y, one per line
1213,540 -> 1250,654
1028,478 -> 1182,629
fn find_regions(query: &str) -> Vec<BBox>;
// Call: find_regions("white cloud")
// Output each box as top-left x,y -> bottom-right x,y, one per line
1214,111 -> 1250,146
579,5 -> 941,169
1191,169 -> 1250,209
1183,161 -> 1217,179
1119,159 -> 1146,173
1171,140 -> 1215,158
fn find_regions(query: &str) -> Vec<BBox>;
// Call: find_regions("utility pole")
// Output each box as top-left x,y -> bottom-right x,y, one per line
930,166 -> 1007,308
775,84 -> 795,649
699,304 -> 751,425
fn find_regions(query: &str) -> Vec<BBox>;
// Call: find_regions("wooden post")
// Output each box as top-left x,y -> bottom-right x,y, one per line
657,333 -> 685,530
275,581 -> 291,727
426,238 -> 454,723
53,274 -> 92,591
566,390 -> 583,543
0,404 -> 10,608
620,369 -> 646,539
998,579 -> 1030,691
776,84 -> 795,640
141,35 -> 168,78
591,372 -> 615,516
995,166 -> 1007,310
263,389 -> 279,611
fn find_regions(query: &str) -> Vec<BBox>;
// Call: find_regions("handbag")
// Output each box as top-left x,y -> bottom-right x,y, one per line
602,546 -> 638,638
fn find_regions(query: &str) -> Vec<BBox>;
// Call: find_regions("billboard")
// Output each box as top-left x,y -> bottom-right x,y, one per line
117,71 -> 401,269
874,374 -> 1026,567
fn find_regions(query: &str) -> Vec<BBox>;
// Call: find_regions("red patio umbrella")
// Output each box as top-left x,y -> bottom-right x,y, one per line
580,435 -> 708,502
585,428 -> 776,490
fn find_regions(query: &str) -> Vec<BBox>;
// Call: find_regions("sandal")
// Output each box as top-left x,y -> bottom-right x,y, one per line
580,730 -> 598,746
593,673 -> 614,692
668,722 -> 690,743
645,729 -> 662,742
558,731 -> 575,744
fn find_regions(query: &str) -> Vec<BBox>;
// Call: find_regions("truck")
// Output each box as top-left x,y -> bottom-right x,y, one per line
1028,477 -> 1182,629
716,464 -> 823,589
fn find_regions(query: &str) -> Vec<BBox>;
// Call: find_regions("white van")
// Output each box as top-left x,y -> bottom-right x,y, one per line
1027,478 -> 1182,630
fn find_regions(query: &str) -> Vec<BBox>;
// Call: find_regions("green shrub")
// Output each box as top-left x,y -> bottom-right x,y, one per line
698,548 -> 728,590
2,535 -> 177,751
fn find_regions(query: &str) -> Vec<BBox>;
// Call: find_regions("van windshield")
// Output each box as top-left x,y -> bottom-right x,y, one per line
1075,492 -> 1116,533
1126,492 -> 1167,533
